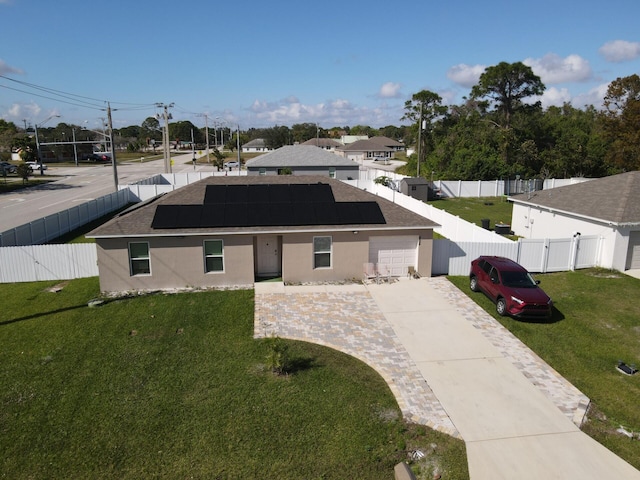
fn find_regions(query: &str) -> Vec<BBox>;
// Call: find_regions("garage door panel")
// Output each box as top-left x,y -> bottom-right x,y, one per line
627,231 -> 640,270
369,236 -> 418,277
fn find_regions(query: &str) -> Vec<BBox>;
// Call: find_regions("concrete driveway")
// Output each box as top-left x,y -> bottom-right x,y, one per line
254,277 -> 640,479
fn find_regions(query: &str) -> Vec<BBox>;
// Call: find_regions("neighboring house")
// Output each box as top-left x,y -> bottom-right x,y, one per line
336,139 -> 395,163
368,136 -> 405,152
245,145 -> 360,180
241,138 -> 273,153
87,175 -> 438,292
509,171 -> 640,272
400,177 -> 439,202
300,138 -> 344,151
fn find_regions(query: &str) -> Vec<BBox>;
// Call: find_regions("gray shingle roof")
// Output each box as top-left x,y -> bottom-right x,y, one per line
89,175 -> 438,238
510,171 -> 640,225
242,138 -> 268,148
300,138 -> 343,148
245,145 -> 358,168
368,136 -> 404,148
337,139 -> 393,152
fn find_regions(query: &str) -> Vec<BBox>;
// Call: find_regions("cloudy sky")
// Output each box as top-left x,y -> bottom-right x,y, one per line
1,0 -> 639,130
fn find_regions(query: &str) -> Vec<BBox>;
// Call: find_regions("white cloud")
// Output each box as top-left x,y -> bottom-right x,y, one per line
378,82 -> 402,98
3,102 -> 41,121
524,53 -> 592,84
535,87 -> 572,109
446,64 -> 486,88
599,40 -> 640,63
571,83 -> 609,109
244,96 -> 404,128
0,59 -> 24,75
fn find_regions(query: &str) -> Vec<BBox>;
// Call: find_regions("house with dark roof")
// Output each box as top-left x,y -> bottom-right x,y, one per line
509,171 -> 640,271
368,136 -> 405,152
88,176 -> 438,292
245,145 -> 359,180
336,139 -> 394,162
241,138 -> 273,153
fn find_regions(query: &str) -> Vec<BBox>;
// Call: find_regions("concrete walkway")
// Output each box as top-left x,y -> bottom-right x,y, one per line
254,277 -> 640,479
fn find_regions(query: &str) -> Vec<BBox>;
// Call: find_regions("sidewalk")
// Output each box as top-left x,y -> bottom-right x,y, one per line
254,277 -> 640,479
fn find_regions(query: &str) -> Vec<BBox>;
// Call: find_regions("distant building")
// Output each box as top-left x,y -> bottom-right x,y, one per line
336,139 -> 394,163
368,136 -> 405,152
241,138 -> 273,153
300,138 -> 343,151
245,145 -> 359,180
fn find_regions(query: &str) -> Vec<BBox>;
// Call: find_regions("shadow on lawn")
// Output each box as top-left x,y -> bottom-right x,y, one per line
287,355 -> 319,374
0,303 -> 89,327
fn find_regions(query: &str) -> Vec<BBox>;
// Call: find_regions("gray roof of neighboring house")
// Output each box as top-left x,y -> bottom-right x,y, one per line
242,138 -> 268,148
509,171 -> 640,225
300,138 -> 343,148
88,175 -> 438,238
245,145 -> 358,168
368,136 -> 404,148
338,139 -> 393,152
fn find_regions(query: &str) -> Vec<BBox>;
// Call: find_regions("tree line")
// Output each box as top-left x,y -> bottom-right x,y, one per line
1,62 -> 638,180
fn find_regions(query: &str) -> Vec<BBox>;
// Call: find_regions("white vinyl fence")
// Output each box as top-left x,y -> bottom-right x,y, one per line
433,235 -> 601,276
0,189 -> 129,247
0,243 -> 98,282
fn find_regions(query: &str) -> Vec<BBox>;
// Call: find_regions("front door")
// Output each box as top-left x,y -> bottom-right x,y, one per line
256,235 -> 281,277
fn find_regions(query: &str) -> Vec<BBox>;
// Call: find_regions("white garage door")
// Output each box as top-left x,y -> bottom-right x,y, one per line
627,231 -> 640,270
369,235 -> 418,277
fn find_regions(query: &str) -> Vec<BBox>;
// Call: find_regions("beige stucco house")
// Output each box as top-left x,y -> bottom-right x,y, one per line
88,176 -> 438,293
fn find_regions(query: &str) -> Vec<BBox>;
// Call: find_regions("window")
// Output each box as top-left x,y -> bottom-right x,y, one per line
129,242 -> 150,276
313,236 -> 332,269
204,240 -> 224,273
259,168 -> 266,176
329,167 -> 336,178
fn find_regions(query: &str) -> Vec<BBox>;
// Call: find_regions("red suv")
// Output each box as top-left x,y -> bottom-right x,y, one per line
469,256 -> 553,318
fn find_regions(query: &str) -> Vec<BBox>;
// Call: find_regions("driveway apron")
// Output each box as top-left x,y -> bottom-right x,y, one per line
254,278 -> 640,480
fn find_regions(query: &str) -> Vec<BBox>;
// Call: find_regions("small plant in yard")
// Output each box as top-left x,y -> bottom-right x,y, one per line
265,335 -> 290,375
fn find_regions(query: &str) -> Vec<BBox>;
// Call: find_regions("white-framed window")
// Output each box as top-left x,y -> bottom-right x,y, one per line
259,168 -> 266,176
204,239 -> 224,273
313,236 -> 332,269
129,242 -> 151,276
329,167 -> 336,178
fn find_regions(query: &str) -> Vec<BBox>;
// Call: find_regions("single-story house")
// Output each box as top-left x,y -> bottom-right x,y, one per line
509,171 -> 640,272
336,139 -> 394,163
300,138 -> 344,151
368,136 -> 405,152
241,138 -> 273,153
245,145 -> 360,180
88,175 -> 438,293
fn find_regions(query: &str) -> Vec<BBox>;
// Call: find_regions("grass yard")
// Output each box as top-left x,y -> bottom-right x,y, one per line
430,196 -> 514,231
449,269 -> 640,469
0,278 -> 468,479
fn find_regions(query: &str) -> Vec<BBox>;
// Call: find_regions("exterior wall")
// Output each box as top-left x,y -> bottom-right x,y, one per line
95,235 -> 255,292
247,166 -> 359,180
281,229 -> 433,283
511,203 -> 623,270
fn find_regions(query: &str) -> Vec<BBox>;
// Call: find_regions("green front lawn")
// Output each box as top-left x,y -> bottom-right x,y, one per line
449,269 -> 640,469
0,278 -> 468,479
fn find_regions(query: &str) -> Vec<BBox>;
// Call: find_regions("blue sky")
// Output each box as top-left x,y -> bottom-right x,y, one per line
1,0 -> 639,130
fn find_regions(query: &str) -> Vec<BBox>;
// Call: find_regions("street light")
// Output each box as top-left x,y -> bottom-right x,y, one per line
34,114 -> 60,175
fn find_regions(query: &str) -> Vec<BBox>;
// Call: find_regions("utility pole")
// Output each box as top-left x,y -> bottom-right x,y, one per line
156,103 -> 174,173
106,102 -> 119,192
196,113 -> 211,163
236,124 -> 241,175
416,102 -> 423,178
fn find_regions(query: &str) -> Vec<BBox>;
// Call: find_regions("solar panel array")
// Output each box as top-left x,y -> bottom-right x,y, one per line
151,183 -> 386,229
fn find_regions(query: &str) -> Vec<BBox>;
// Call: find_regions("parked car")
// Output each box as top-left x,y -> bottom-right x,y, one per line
88,153 -> 112,162
469,256 -> 553,318
0,162 -> 17,174
25,161 -> 47,172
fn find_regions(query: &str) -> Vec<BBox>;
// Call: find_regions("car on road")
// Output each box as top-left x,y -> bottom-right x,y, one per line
0,162 -> 17,174
469,256 -> 553,318
88,153 -> 112,162
25,161 -> 48,172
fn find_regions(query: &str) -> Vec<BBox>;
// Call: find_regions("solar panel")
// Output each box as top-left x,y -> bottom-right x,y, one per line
152,182 -> 386,229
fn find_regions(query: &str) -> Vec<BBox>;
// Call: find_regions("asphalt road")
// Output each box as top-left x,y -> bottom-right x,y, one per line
0,153 -> 219,232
